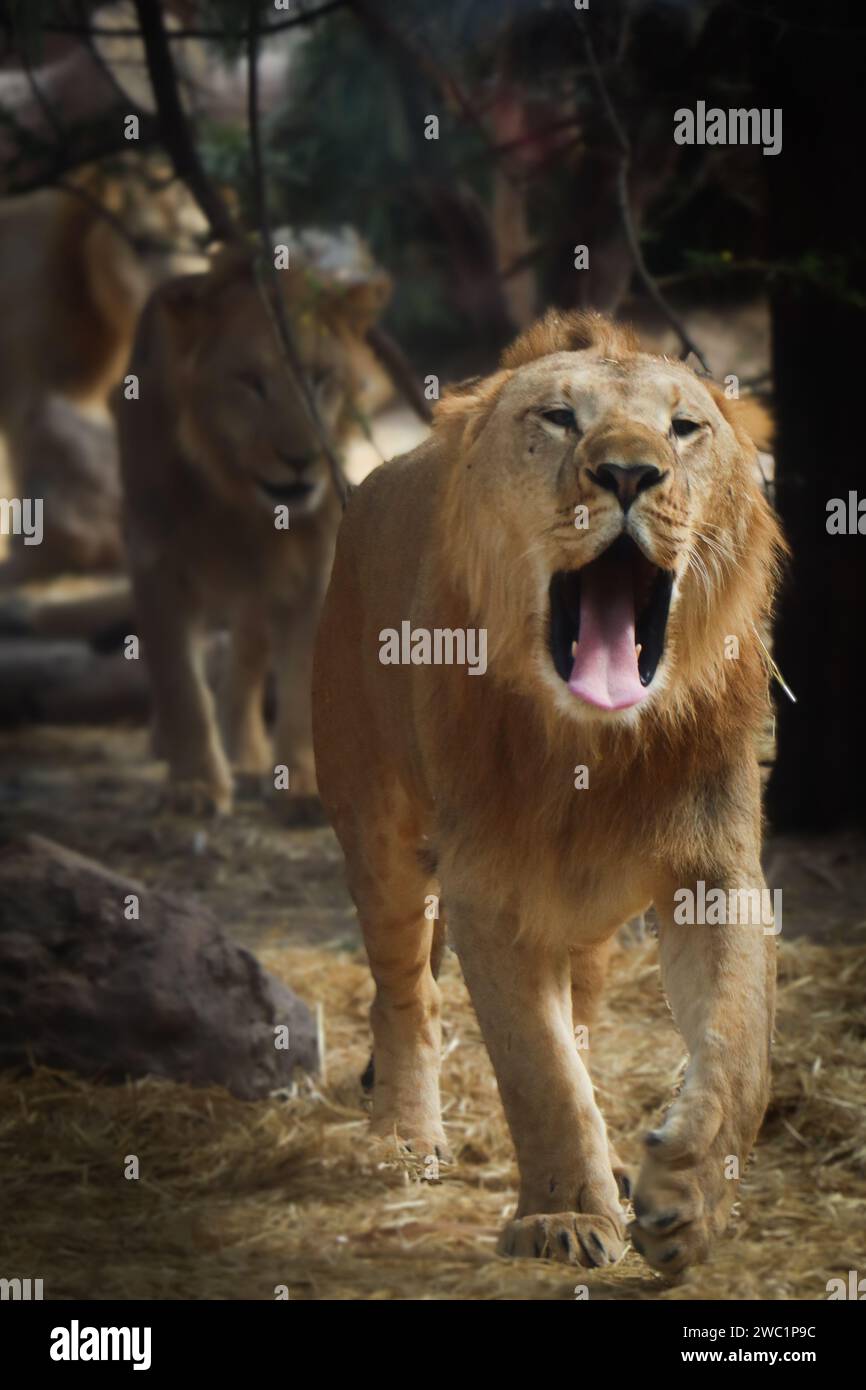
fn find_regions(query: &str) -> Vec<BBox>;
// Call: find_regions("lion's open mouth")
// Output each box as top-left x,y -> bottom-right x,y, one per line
549,535 -> 674,711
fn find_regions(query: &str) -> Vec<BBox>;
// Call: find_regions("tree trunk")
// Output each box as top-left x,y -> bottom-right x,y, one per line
764,4 -> 866,829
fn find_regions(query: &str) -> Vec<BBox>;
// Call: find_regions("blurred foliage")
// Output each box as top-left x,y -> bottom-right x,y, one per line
3,0 -> 864,360
193,0 -> 798,360
198,3 -> 496,359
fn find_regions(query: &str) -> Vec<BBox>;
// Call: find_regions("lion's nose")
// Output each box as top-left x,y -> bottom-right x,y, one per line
590,461 -> 664,511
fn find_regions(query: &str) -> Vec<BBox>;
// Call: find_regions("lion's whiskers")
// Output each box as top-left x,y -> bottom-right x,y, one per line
686,546 -> 714,611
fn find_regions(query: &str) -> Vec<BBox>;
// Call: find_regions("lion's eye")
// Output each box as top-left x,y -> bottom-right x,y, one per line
236,371 -> 267,400
542,408 -> 577,431
671,417 -> 701,438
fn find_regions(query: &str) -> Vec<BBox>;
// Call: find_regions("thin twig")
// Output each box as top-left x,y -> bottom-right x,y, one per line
18,49 -> 66,145
0,91 -> 161,197
651,261 -> 774,293
133,0 -> 237,244
246,0 -> 348,508
74,0 -> 146,111
365,325 -> 433,425
578,24 -> 711,374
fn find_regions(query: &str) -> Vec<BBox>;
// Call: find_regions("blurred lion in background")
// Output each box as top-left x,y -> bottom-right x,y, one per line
116,234 -> 390,814
0,155 -> 208,581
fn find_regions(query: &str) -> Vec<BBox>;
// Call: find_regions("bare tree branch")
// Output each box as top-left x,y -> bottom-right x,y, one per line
38,2 -> 348,42
0,101 -> 162,196
74,0 -> 143,110
253,2 -> 433,432
577,23 -> 712,374
18,48 -> 66,145
365,325 -> 433,424
0,4 -> 161,195
246,0 -> 349,508
132,0 -> 237,243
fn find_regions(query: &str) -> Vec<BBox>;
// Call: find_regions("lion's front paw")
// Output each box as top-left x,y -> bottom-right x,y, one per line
629,1169 -> 712,1275
162,777 -> 233,817
498,1211 -> 625,1267
233,770 -> 268,802
629,1129 -> 740,1275
370,1114 -> 454,1166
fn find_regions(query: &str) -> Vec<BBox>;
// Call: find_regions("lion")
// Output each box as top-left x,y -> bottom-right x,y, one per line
116,240 -> 390,814
312,309 -> 785,1275
0,155 -> 208,580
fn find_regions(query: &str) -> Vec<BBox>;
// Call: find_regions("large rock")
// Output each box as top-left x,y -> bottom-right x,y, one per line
0,834 -> 319,1097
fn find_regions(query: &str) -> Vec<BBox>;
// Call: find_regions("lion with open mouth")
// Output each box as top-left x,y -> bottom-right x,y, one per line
312,309 -> 786,1275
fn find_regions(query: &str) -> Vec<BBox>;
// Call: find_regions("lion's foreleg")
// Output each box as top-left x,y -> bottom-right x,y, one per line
135,569 -> 232,814
631,868 -> 775,1274
448,900 -> 625,1266
223,600 -> 272,776
570,941 -> 635,1200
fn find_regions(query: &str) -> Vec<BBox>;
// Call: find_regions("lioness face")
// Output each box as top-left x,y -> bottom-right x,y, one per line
460,351 -> 764,723
178,282 -> 348,518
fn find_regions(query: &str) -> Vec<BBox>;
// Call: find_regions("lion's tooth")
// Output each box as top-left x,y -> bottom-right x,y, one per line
635,643 -> 642,658
571,640 -> 578,657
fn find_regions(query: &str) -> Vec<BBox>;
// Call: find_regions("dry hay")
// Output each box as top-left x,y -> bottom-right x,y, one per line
1,934 -> 864,1301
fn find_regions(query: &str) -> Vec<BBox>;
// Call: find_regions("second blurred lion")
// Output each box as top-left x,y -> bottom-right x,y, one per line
116,233 -> 390,813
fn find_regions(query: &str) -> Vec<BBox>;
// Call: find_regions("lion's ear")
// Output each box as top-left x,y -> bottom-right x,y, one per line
434,370 -> 511,449
729,395 -> 774,451
707,384 -> 775,451
324,271 -> 392,338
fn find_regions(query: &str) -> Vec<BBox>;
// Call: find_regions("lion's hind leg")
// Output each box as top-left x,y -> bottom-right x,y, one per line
360,912 -> 447,1095
341,789 -> 449,1163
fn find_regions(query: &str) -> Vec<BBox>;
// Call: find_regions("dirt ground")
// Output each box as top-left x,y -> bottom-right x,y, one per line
2,722 -> 864,956
1,719 -> 865,1301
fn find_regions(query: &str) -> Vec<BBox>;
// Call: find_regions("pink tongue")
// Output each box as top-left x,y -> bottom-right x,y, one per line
568,551 -> 648,710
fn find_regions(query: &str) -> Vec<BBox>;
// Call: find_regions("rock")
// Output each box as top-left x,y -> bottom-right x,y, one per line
0,834 -> 319,1097
0,640 -> 150,725
0,631 -> 228,726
